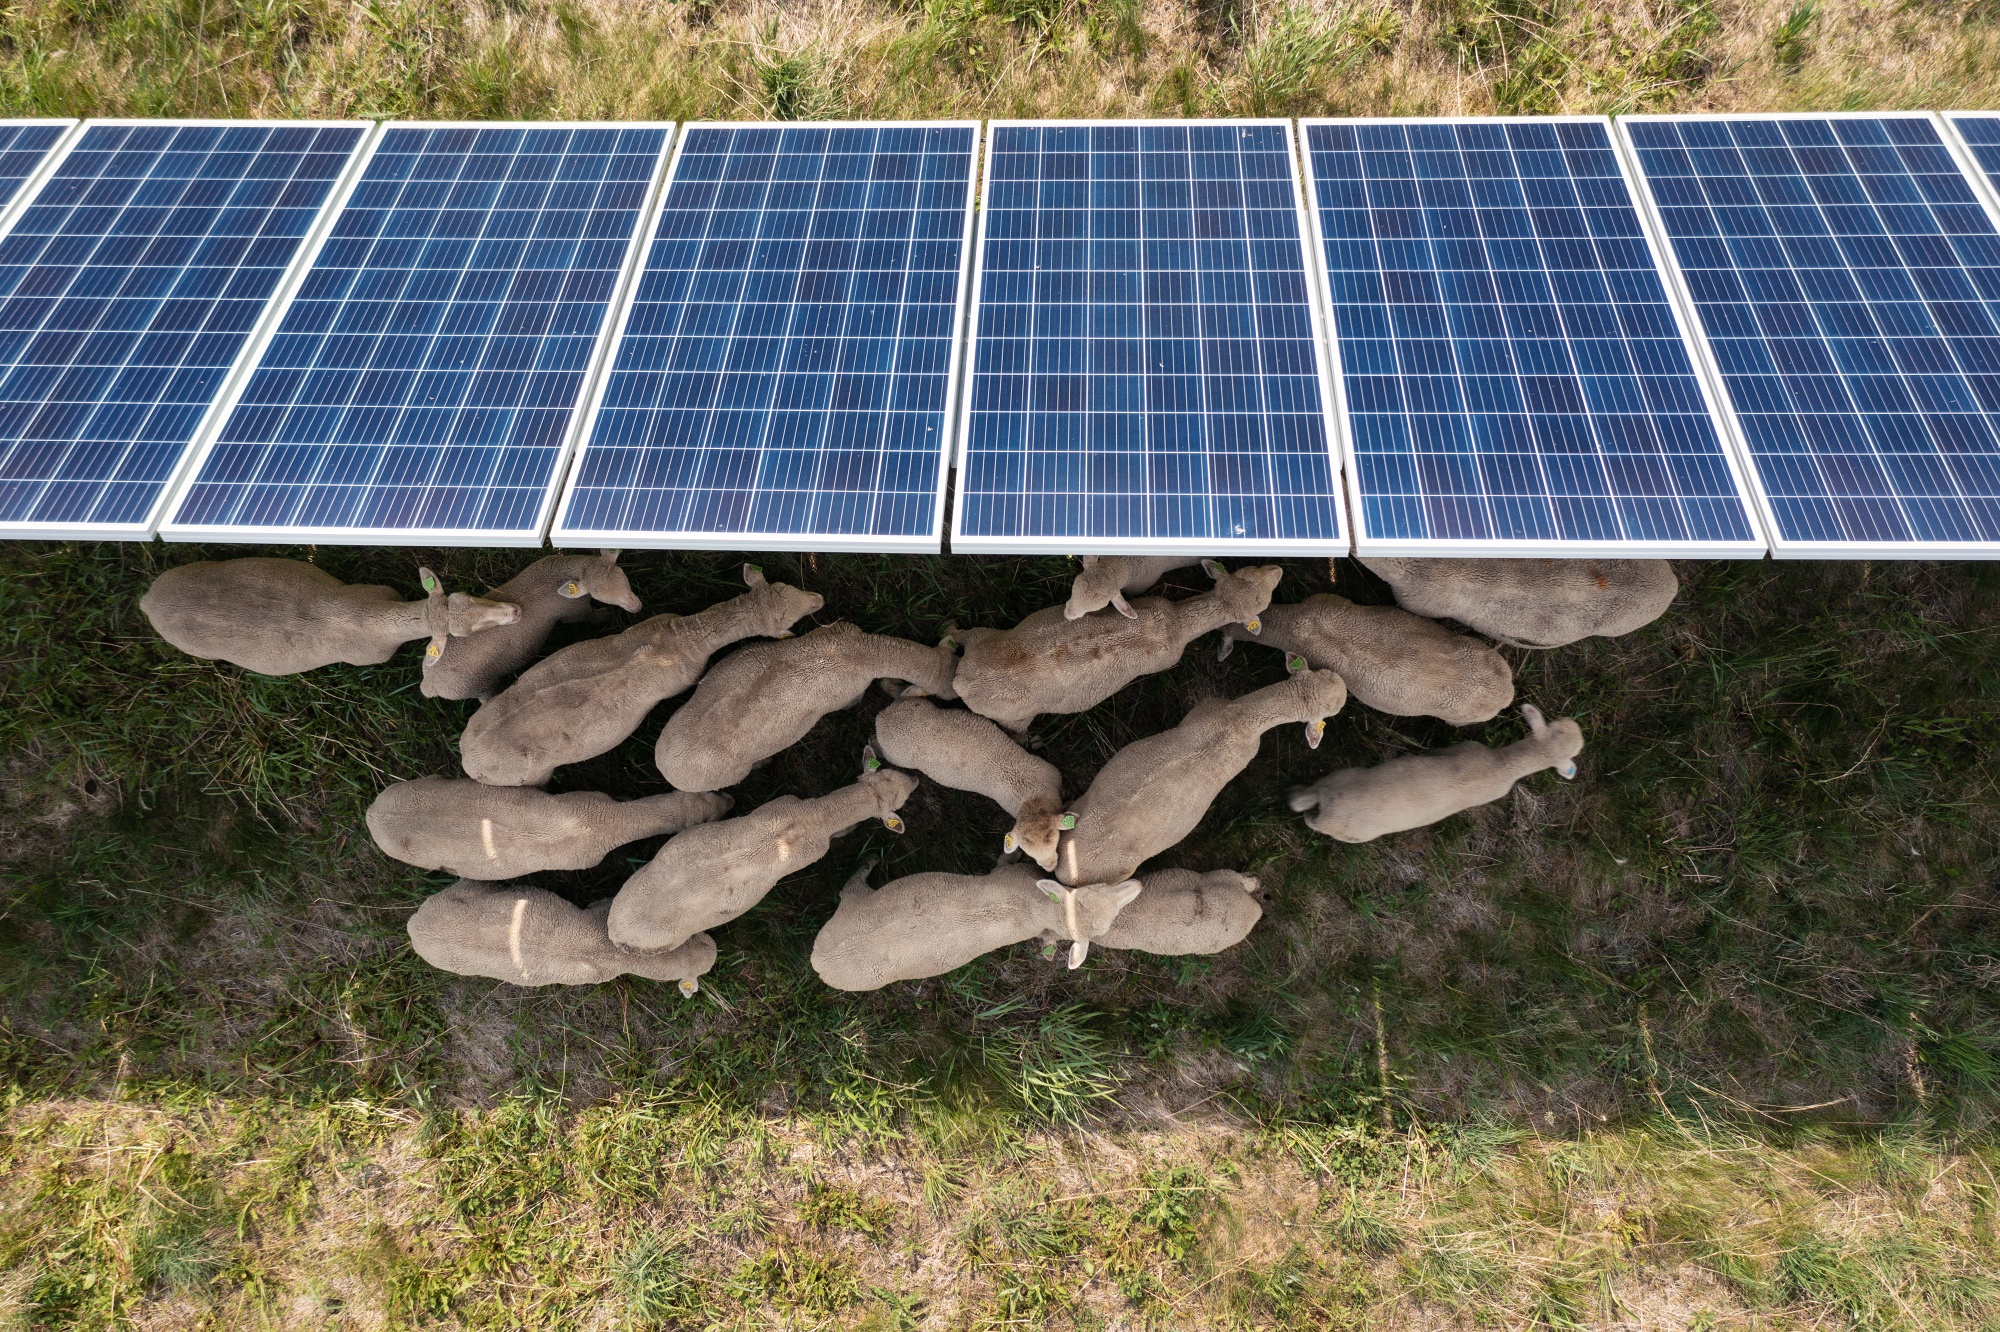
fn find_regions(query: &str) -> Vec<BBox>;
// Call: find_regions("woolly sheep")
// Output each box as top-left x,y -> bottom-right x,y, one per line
1065,556 -> 1208,620
954,562 -> 1283,732
871,696 -> 1069,870
809,861 -> 1142,990
407,880 -> 716,992
140,559 -> 519,677
1219,594 -> 1512,725
654,623 -> 959,792
422,551 -> 642,702
366,777 -> 732,880
607,765 -> 919,953
1093,868 -> 1264,956
1361,558 -> 1678,650
1056,667 -> 1348,885
459,566 -> 822,788
1289,704 -> 1584,843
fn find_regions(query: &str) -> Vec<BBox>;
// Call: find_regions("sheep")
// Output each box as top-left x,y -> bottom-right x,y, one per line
606,764 -> 918,953
1093,868 -> 1264,956
366,777 -> 732,880
422,551 -> 643,702
954,562 -> 1284,732
1065,556 -> 1208,620
1055,667 -> 1348,886
654,623 -> 959,792
1360,558 -> 1678,650
871,696 -> 1069,870
459,565 -> 822,788
1289,704 -> 1584,843
406,879 -> 715,992
809,861 -> 1142,990
140,558 -> 520,677
1218,594 -> 1512,725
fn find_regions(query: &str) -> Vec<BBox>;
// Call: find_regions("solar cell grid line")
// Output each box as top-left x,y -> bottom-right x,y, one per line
0,118 -> 375,541
1300,115 -> 1766,559
951,119 -> 1347,555
0,121 -> 78,229
1621,110 -> 2000,559
161,121 -> 675,547
552,120 -> 981,553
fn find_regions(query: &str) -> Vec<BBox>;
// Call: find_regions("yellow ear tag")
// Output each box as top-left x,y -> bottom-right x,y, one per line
1245,618 -> 1262,634
563,581 -> 582,596
1003,833 -> 1016,853
678,978 -> 699,997
425,642 -> 441,658
883,813 -> 905,834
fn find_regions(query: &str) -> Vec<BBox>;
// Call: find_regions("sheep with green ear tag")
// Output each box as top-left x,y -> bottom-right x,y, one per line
423,551 -> 642,702
406,879 -> 715,991
953,561 -> 1283,732
654,623 -> 959,792
460,564 -> 821,787
1289,704 -> 1584,844
139,558 -> 520,677
1218,592 -> 1512,725
606,760 -> 918,953
1064,555 -> 1211,620
872,696 -> 1068,870
810,860 -> 1141,991
1055,666 -> 1348,886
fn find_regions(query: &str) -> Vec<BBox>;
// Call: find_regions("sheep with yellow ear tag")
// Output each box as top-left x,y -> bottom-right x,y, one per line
873,695 -> 1068,870
423,551 -> 643,701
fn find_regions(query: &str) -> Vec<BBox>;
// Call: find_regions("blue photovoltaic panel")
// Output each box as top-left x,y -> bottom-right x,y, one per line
0,123 -> 71,215
0,121 -> 368,538
1305,118 -> 1762,556
165,124 -> 670,545
1626,113 -> 2000,556
554,122 -> 977,552
953,120 -> 1342,553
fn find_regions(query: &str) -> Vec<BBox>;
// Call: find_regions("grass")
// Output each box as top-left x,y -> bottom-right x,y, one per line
2,0 -> 2000,1323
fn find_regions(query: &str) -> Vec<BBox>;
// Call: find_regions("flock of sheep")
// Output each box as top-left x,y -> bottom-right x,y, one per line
137,553 -> 1673,995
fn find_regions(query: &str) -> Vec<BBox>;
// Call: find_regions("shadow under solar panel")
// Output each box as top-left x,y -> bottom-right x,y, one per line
951,119 -> 1346,555
1303,116 -> 1766,558
553,121 -> 980,553
1625,111 -> 2000,558
0,119 -> 373,540
161,122 -> 673,547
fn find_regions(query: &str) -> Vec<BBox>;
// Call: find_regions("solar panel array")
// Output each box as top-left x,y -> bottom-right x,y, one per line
1304,117 -> 1764,556
553,122 -> 978,552
953,120 -> 1342,554
0,121 -> 369,538
1625,112 -> 2000,556
164,124 -> 670,545
0,122 -> 72,217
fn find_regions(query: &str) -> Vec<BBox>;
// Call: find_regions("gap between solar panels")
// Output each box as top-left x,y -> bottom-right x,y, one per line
159,121 -> 676,547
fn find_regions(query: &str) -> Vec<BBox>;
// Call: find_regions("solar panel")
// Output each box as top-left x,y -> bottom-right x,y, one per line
552,121 -> 978,553
1624,111 -> 2000,558
951,120 -> 1344,555
0,121 -> 75,222
0,119 -> 371,540
161,123 -> 672,547
1301,117 -> 1765,558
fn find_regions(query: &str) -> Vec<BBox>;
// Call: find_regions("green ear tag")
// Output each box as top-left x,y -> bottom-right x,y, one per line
421,574 -> 437,592
1059,813 -> 1077,830
1287,653 -> 1307,672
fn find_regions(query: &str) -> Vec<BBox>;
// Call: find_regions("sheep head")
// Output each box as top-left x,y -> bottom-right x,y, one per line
1065,555 -> 1136,620
741,563 -> 825,639
1003,804 -> 1074,872
1206,562 -> 1282,634
419,567 -> 521,661
1522,704 -> 1585,779
1037,878 -> 1143,968
556,550 -> 642,613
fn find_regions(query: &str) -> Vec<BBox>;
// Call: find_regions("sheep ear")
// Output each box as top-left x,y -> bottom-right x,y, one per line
1216,634 -> 1235,662
1003,832 -> 1017,853
558,580 -> 586,599
1037,879 -> 1067,903
743,563 -> 766,587
1068,938 -> 1089,969
418,567 -> 440,595
1112,880 -> 1142,908
1243,616 -> 1262,635
1040,939 -> 1059,961
1080,554 -> 1098,568
1286,653 -> 1307,673
1059,813 -> 1077,830
1522,704 -> 1547,733
424,632 -> 446,662
861,745 -> 881,772
1201,558 -> 1225,580
599,549 -> 620,563
1110,591 -> 1137,619
939,635 -> 959,651
1305,718 -> 1325,749
677,977 -> 699,997
882,812 -> 906,834
899,684 -> 929,699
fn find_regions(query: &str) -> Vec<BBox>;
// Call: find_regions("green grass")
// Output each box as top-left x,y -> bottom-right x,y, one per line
3,543 -> 2000,1326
